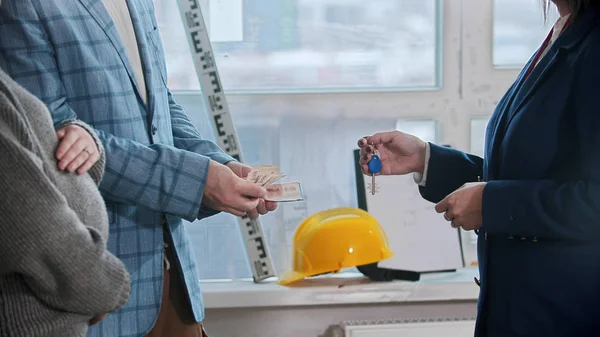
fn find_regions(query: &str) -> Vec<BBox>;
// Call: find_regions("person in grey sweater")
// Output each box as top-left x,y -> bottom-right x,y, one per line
0,68 -> 131,336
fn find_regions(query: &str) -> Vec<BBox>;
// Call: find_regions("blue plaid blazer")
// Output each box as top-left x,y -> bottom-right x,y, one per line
0,0 -> 234,336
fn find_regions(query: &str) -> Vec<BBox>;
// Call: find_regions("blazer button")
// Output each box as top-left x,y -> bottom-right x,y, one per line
532,237 -> 538,242
152,125 -> 158,135
508,235 -> 514,239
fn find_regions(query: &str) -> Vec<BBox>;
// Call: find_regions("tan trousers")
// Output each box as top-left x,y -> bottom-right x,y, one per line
145,242 -> 209,337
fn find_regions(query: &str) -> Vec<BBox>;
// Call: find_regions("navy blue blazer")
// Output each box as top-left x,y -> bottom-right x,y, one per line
420,8 -> 600,337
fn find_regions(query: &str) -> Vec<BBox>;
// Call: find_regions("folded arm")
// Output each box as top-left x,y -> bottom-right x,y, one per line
0,113 -> 130,316
56,119 -> 107,185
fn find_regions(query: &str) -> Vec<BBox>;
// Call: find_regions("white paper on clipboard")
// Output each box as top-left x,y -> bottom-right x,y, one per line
361,172 -> 464,272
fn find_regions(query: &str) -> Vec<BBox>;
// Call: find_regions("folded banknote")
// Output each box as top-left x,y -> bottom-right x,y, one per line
245,166 -> 304,202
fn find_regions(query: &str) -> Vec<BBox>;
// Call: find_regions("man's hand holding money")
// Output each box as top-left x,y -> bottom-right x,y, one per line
241,164 -> 305,203
226,161 -> 278,219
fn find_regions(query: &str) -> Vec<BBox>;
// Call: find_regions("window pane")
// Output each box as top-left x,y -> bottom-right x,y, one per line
396,119 -> 439,143
493,0 -> 558,67
155,0 -> 439,92
470,117 -> 490,158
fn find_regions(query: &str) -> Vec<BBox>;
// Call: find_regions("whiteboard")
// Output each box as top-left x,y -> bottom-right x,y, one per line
355,150 -> 464,272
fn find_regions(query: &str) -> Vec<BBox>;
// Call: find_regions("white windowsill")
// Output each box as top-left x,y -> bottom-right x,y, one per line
200,267 -> 480,309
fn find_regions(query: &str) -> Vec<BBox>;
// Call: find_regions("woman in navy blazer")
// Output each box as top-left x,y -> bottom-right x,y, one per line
359,1 -> 600,336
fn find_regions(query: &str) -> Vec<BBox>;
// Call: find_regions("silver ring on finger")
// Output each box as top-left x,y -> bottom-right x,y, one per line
451,221 -> 460,229
443,213 -> 452,221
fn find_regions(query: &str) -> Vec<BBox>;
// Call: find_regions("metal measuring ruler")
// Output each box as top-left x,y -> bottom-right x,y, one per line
176,0 -> 275,282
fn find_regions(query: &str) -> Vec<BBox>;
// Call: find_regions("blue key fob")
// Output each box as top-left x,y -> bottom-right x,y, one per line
368,151 -> 382,174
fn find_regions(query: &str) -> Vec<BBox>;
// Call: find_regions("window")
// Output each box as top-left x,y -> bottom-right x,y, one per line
155,0 -> 543,281
325,5 -> 364,25
155,0 -> 440,92
395,119 -> 439,143
470,117 -> 490,158
493,0 -> 558,67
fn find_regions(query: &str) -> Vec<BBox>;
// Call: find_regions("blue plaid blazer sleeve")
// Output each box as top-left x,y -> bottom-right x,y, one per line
167,80 -> 235,165
0,0 -> 224,221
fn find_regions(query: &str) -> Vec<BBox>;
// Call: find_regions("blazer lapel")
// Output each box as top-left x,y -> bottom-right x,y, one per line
487,8 -> 600,178
504,46 -> 562,130
77,0 -> 145,106
486,57 -> 533,178
504,10 -> 600,131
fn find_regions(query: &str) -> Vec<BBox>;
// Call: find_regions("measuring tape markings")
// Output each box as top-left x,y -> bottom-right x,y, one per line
176,0 -> 275,281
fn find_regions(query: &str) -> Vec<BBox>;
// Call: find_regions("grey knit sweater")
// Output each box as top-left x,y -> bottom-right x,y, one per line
0,70 -> 131,336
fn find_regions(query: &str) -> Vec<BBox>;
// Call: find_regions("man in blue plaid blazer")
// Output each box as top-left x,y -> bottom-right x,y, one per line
0,0 -> 277,336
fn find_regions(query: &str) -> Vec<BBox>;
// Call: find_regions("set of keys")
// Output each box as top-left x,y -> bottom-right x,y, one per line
367,149 -> 382,195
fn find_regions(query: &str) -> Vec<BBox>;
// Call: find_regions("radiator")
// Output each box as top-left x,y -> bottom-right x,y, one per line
332,317 -> 477,337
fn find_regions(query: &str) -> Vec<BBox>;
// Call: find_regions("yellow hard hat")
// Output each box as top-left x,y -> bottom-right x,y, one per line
278,207 -> 393,285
